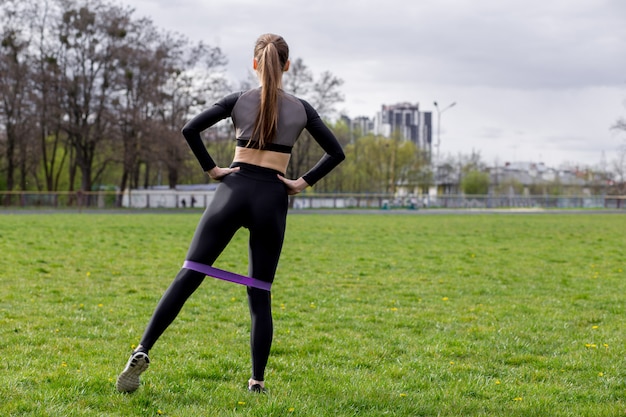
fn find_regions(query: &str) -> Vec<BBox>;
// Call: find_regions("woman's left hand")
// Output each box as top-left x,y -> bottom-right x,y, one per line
277,175 -> 309,195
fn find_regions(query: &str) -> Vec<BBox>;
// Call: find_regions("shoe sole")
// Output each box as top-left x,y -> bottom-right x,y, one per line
248,383 -> 267,393
116,352 -> 150,393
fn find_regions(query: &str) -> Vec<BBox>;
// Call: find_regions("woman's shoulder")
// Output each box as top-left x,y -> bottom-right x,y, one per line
214,91 -> 243,107
280,90 -> 314,112
282,92 -> 319,119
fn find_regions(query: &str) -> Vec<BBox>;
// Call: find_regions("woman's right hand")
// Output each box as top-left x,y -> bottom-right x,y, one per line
206,166 -> 240,180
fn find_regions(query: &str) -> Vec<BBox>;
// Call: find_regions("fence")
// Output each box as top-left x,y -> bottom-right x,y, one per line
1,190 -> 626,210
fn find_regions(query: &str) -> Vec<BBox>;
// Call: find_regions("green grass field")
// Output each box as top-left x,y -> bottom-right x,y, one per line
0,212 -> 625,416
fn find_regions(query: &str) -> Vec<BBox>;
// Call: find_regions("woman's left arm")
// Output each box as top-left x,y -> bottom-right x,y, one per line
297,101 -> 346,186
277,175 -> 309,195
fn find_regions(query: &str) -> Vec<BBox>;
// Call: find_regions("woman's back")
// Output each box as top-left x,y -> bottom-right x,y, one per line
232,88 -> 308,148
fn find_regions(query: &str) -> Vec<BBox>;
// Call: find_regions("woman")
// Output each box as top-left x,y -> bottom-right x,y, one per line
116,33 -> 345,394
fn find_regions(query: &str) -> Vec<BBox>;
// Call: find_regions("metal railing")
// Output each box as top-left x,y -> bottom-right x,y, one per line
0,190 -> 625,210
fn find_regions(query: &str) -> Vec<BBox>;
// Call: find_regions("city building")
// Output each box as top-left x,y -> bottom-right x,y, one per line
342,102 -> 433,156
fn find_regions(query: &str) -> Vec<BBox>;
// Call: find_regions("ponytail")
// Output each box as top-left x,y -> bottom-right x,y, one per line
252,34 -> 289,148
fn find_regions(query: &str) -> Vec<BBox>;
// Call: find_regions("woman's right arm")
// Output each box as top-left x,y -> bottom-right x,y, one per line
181,92 -> 242,173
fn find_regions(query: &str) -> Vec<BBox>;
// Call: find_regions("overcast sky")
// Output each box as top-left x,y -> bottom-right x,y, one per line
124,0 -> 626,168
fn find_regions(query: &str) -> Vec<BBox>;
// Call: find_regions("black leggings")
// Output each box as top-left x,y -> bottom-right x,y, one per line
139,163 -> 288,381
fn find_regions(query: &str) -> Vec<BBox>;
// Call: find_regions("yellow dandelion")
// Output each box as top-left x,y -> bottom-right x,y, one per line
598,372 -> 604,377
399,393 -> 407,397
98,303 -> 103,308
288,408 -> 295,412
514,397 -> 523,401
604,343 -> 609,349
390,307 -> 398,312
495,380 -> 501,385
449,361 -> 454,365
310,303 -> 316,308
61,362 -> 67,367
231,297 -> 236,302
442,297 -> 449,301
592,325 -> 599,329
157,410 -> 163,415
86,271 -> 91,277
238,401 -> 246,405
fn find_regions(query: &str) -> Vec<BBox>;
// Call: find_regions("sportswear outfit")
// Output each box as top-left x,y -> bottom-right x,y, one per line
118,88 -> 345,391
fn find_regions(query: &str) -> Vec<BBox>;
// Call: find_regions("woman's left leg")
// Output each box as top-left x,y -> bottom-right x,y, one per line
247,287 -> 273,384
246,180 -> 288,386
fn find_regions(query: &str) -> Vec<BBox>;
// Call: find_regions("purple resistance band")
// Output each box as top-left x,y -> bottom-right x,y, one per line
182,260 -> 272,291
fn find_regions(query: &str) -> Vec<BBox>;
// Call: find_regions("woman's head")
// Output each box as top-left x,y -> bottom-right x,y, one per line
251,34 -> 289,146
253,34 -> 289,84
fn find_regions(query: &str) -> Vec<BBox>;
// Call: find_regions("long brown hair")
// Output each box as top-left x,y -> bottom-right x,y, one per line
251,34 -> 289,147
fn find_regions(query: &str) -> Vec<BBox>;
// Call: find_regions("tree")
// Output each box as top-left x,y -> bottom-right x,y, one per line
612,116 -> 626,136
336,131 -> 427,194
55,0 -> 130,192
282,58 -> 312,97
461,170 -> 489,195
154,39 -> 229,188
609,143 -> 626,194
111,15 -> 179,196
0,0 -> 34,198
31,0 -> 70,192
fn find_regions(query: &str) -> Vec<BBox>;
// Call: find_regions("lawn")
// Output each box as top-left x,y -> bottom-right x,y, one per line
0,212 -> 624,416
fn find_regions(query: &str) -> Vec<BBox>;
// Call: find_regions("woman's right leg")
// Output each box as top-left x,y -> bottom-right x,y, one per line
138,268 -> 206,350
118,176 -> 244,392
139,176 -> 245,351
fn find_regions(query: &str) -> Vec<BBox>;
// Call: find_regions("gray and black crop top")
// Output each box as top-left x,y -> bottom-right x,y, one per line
181,88 -> 345,186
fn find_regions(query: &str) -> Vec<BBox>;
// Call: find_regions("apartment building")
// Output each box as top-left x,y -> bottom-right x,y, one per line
343,102 -> 433,156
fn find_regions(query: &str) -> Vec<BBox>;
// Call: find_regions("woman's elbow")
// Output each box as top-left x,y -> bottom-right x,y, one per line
181,125 -> 192,136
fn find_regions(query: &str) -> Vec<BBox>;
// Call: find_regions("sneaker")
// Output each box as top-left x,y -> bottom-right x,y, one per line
248,379 -> 267,393
116,351 -> 150,393
248,383 -> 267,393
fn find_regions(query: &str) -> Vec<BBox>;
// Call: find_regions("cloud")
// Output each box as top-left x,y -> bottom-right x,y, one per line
321,0 -> 626,90
128,0 -> 626,90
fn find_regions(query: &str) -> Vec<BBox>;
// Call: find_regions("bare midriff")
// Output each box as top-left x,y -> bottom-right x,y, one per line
233,146 -> 291,174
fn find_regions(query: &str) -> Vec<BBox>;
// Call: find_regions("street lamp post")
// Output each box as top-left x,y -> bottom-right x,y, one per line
432,101 -> 456,193
433,101 -> 456,164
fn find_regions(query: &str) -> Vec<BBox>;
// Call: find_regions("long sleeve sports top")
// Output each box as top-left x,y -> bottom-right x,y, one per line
181,87 -> 345,186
